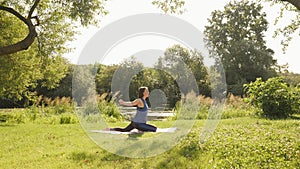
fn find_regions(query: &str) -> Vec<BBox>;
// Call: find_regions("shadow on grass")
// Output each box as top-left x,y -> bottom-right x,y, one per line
127,133 -> 144,140
68,150 -> 130,163
0,123 -> 16,127
69,151 -> 97,163
258,114 -> 300,120
100,152 -> 130,162
289,115 -> 300,120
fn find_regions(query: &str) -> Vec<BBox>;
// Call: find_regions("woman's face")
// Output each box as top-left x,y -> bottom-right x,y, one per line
143,88 -> 149,98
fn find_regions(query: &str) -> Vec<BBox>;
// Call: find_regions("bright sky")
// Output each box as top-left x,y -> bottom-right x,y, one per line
64,0 -> 300,73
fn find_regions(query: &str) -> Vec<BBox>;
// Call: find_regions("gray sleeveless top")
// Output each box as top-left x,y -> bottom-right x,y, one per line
132,98 -> 148,123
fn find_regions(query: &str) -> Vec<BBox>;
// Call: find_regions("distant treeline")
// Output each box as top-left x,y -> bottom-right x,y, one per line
1,45 -> 300,108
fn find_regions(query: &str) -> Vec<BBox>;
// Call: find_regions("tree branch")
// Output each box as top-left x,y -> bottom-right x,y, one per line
28,0 -> 40,18
0,1 -> 40,56
281,0 -> 300,10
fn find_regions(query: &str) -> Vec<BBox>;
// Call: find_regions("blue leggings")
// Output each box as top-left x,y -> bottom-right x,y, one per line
111,121 -> 157,132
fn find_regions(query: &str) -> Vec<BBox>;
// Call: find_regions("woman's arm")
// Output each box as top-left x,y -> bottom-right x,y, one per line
118,99 -> 142,107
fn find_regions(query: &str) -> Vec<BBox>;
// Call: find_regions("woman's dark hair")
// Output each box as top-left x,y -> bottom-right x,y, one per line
138,86 -> 148,98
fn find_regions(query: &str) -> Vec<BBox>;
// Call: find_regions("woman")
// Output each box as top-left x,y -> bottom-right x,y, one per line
109,86 -> 157,132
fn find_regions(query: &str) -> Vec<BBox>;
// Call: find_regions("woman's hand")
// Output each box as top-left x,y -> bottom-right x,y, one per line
118,99 -> 124,105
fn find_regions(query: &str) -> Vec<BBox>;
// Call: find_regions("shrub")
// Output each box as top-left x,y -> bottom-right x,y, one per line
97,94 -> 123,122
172,92 -> 199,120
77,94 -> 123,123
60,113 -> 78,124
244,77 -> 300,118
81,102 -> 99,116
98,100 -> 123,122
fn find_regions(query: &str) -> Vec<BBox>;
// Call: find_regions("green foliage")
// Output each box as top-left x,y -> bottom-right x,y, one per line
0,97 -> 77,124
244,77 -> 300,118
111,57 -> 144,101
152,0 -> 185,14
35,65 -> 74,101
98,95 -> 123,123
159,44 -> 211,96
173,94 -> 254,120
0,10 -> 40,100
0,108 -> 78,124
280,72 -> 300,86
0,0 -> 106,102
0,10 -> 70,102
72,64 -> 98,106
154,44 -> 211,107
95,45 -> 211,108
78,94 -> 123,123
59,113 -> 78,124
1,0 -> 108,53
80,102 -> 99,116
145,67 -> 181,108
203,118 -> 300,168
172,91 -> 199,120
260,0 -> 300,52
204,0 -> 277,95
95,64 -> 118,95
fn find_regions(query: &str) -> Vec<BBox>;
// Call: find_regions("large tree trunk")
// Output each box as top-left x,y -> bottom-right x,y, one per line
0,0 -> 40,56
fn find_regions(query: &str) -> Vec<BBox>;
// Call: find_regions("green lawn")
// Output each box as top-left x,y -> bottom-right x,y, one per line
0,117 -> 299,169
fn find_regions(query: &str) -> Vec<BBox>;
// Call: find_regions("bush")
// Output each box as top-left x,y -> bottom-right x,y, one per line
98,100 -> 123,122
77,94 -> 123,123
97,94 -> 123,122
244,77 -> 300,118
60,113 -> 78,124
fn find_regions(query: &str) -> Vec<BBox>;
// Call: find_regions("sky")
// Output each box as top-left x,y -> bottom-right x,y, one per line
64,0 -> 300,73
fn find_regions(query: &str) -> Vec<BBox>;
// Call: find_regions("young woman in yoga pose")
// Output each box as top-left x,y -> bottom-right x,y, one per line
109,86 -> 157,132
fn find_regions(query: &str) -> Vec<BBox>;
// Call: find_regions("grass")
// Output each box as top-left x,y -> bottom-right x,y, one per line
0,116 -> 299,169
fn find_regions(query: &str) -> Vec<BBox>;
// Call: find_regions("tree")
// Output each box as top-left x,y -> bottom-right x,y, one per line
36,64 -> 74,99
276,0 -> 300,10
0,0 -> 108,56
0,0 -> 106,103
1,0 -> 299,55
0,0 -> 187,56
261,0 -> 300,51
204,0 -> 278,95
158,44 -> 210,96
154,0 -> 300,51
110,56 -> 144,101
0,11 -> 69,102
0,0 -> 186,105
244,77 -> 300,118
279,71 -> 300,86
152,0 -> 185,14
95,64 -> 118,96
72,64 -> 98,106
151,44 -> 211,107
93,45 -> 210,108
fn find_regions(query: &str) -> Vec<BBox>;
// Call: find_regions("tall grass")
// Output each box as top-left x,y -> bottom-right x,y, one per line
0,94 -> 126,124
78,93 -> 124,123
0,97 -> 78,124
0,93 -> 261,125
173,93 -> 256,120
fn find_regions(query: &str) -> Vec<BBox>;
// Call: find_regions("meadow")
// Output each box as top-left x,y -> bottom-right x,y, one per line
0,96 -> 299,169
